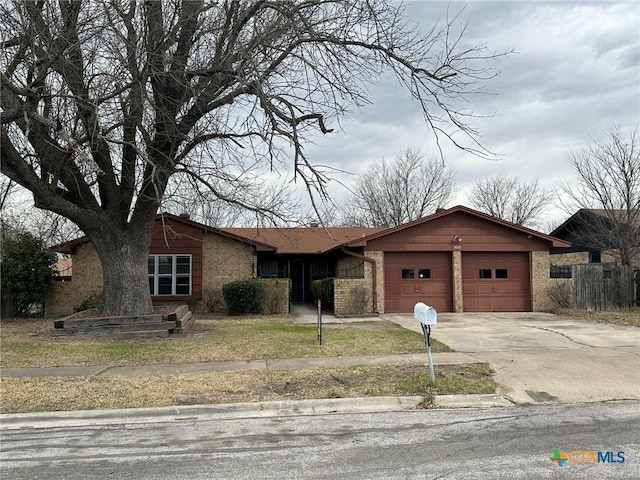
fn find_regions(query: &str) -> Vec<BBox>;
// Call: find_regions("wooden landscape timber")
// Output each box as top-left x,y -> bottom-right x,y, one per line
52,305 -> 194,338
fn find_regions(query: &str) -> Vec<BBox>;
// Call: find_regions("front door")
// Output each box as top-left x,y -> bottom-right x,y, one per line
289,260 -> 304,303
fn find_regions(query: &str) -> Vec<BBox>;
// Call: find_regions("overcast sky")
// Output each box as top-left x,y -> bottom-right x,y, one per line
4,1 -> 638,233
303,0 -> 640,230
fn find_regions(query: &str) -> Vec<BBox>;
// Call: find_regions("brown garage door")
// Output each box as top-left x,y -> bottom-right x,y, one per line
462,252 -> 531,312
384,252 -> 452,313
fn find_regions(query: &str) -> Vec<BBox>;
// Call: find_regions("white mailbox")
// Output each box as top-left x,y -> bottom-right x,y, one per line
414,302 -> 437,325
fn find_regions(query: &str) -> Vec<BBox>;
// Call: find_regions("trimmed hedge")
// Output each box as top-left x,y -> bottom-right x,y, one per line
222,279 -> 264,316
311,278 -> 334,311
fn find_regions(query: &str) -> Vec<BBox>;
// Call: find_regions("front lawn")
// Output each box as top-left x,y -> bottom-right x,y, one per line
0,315 -> 497,414
0,315 -> 451,368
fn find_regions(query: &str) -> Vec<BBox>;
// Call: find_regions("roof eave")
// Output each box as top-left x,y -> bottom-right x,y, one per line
551,239 -> 572,248
51,213 -> 279,254
346,205 -> 571,248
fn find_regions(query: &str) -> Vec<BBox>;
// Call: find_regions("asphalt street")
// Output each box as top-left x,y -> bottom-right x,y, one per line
1,402 -> 638,479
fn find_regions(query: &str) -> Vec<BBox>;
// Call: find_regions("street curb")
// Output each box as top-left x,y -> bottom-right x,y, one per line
0,394 -> 513,430
436,394 -> 514,409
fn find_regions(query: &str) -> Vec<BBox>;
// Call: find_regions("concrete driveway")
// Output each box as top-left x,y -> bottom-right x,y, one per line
382,312 -> 640,405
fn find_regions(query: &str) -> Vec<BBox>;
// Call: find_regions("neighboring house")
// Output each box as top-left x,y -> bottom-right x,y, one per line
47,206 -> 569,315
549,209 -> 640,269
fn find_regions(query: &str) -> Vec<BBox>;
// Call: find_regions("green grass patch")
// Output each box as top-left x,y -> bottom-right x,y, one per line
394,363 -> 496,395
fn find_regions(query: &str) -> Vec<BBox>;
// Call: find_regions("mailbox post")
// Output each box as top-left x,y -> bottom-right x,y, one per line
317,298 -> 323,345
414,302 -> 437,381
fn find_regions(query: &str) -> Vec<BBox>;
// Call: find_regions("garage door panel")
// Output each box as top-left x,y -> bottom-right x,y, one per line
493,283 -> 519,295
399,295 -> 448,313
462,252 -> 531,312
385,252 -> 452,313
416,282 -> 447,296
428,283 -> 449,296
400,283 -> 416,295
400,283 -> 445,296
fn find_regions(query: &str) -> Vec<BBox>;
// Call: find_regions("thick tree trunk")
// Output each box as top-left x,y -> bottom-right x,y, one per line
90,227 -> 154,316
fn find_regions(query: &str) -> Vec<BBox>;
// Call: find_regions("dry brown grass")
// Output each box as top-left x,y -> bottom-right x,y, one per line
0,315 -> 449,368
0,316 -> 492,414
0,363 -> 494,413
554,308 -> 640,327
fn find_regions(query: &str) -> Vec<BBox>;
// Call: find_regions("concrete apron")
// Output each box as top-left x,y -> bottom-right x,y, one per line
382,312 -> 640,405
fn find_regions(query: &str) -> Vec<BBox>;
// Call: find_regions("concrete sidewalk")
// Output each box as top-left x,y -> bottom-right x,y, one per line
0,351 -> 477,378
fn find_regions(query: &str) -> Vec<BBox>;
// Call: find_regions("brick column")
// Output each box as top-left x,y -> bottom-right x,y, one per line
452,250 -> 464,312
365,250 -> 385,313
531,250 -> 551,311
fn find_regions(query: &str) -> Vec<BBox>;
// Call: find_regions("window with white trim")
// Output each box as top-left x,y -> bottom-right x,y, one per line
148,255 -> 191,295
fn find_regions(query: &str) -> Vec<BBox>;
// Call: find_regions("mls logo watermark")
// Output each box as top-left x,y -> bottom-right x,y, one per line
550,448 -> 625,467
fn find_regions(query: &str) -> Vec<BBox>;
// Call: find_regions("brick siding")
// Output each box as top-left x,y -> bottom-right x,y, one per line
551,250 -> 636,267
46,243 -> 103,315
201,233 -> 256,291
550,251 -> 589,266
451,250 -> 463,312
531,250 -> 552,311
199,233 -> 258,313
334,278 -> 373,316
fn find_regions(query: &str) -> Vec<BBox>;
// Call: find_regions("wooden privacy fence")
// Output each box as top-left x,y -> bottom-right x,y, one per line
572,264 -> 635,311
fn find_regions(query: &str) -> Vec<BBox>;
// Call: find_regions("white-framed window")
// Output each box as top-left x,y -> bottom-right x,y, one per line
148,255 -> 192,296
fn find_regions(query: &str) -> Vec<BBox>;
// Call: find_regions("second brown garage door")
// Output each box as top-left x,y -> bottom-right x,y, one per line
384,252 -> 452,313
462,252 -> 531,312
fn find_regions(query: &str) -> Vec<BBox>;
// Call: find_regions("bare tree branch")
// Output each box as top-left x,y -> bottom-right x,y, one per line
344,146 -> 456,227
469,174 -> 554,228
559,126 -> 640,266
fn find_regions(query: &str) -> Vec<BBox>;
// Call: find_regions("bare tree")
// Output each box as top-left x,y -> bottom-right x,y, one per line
344,147 -> 455,227
299,201 -> 344,227
161,174 -> 299,227
0,176 -> 15,211
469,175 -> 554,228
1,1 -> 502,315
560,127 -> 640,266
1,207 -> 80,245
0,180 -> 80,245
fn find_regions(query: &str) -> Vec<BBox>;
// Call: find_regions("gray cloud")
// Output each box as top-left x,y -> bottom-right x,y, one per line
302,1 -> 639,228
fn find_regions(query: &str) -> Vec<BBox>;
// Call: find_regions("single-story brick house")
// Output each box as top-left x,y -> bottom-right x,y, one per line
47,206 -> 569,315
